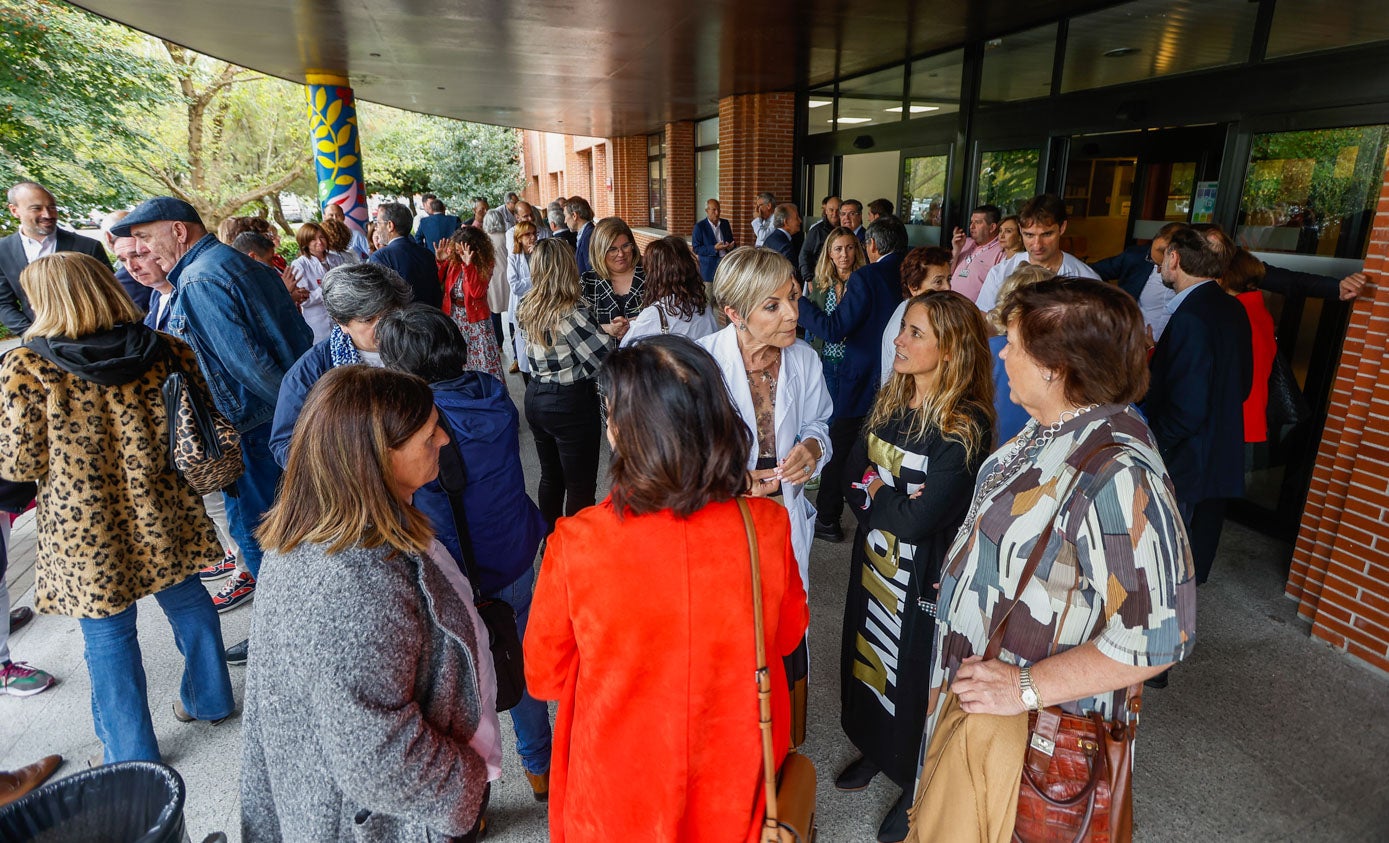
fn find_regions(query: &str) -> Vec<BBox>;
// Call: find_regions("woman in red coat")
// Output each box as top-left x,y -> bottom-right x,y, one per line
1220,249 -> 1277,444
525,334 -> 810,843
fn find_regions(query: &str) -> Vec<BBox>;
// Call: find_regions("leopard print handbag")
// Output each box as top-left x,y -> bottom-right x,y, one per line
161,364 -> 243,495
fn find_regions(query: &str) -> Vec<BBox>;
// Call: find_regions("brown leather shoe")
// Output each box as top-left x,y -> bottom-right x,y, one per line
0,754 -> 61,808
8,606 -> 34,634
525,769 -> 549,802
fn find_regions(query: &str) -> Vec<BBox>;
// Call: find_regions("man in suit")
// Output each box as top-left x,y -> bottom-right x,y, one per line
762,203 -> 803,277
797,215 -> 908,542
0,182 -> 112,334
839,199 -> 865,243
1144,224 -> 1252,586
371,202 -> 443,308
798,194 -> 841,282
547,201 -> 578,250
101,210 -> 152,312
414,199 -> 461,251
1089,221 -> 1185,339
691,199 -> 735,283
566,197 -> 596,274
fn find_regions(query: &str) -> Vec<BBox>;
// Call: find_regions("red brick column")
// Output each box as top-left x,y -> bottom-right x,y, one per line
611,135 -> 648,226
665,121 -> 696,236
592,142 -> 612,218
718,92 -> 795,248
1288,156 -> 1389,674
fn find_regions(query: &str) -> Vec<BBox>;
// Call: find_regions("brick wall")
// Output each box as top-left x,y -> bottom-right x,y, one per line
666,121 -> 696,236
611,135 -> 648,226
592,142 -> 612,218
718,92 -> 795,247
1288,156 -> 1389,675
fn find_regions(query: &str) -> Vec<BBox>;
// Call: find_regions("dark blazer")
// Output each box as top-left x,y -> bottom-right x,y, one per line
575,222 -> 595,275
797,251 -> 904,420
0,229 -> 111,333
691,217 -> 733,282
143,289 -> 169,331
1143,280 -> 1253,504
1089,244 -> 1152,302
763,229 -> 798,275
799,218 -> 833,282
369,235 -> 443,309
551,228 -> 578,251
414,213 -> 461,251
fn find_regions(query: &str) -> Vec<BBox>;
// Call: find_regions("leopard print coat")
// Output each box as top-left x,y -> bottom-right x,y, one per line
0,335 -> 221,618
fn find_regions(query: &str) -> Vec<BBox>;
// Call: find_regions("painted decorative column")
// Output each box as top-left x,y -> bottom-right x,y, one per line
304,71 -> 367,235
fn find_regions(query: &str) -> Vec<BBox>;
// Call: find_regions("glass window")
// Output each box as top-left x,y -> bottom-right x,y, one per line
1236,125 -> 1389,259
902,154 -> 950,247
1061,0 -> 1257,93
806,87 -> 835,136
696,117 -> 719,148
976,148 -> 1040,214
834,66 -> 905,129
980,23 -> 1057,104
695,149 -> 719,225
907,49 -> 964,119
1267,0 -> 1389,59
647,133 -> 666,229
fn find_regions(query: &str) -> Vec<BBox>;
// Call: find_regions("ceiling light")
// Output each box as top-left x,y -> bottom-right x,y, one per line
886,105 -> 940,113
1103,47 -> 1140,58
834,117 -> 872,124
807,99 -> 831,108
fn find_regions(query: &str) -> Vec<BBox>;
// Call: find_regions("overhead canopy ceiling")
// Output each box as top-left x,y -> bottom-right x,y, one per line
69,0 -> 1125,137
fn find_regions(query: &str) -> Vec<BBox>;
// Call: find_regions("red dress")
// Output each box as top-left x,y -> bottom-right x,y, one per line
1237,290 -> 1276,443
525,496 -> 809,843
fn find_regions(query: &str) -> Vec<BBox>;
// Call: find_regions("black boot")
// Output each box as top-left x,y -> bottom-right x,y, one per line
834,755 -> 879,791
877,788 -> 911,843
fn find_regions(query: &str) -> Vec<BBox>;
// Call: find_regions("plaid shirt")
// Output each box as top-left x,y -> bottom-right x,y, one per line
526,306 -> 613,384
581,266 -> 646,326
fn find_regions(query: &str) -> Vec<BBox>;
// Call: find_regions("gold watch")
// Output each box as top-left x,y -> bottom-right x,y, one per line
1019,666 -> 1043,711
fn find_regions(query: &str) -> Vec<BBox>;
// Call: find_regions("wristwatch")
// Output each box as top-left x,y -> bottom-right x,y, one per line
1019,666 -> 1043,711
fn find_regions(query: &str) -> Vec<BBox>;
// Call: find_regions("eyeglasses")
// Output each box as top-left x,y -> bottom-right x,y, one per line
606,242 -> 635,256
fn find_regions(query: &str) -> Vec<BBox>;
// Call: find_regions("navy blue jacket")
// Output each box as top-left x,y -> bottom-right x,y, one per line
1089,244 -> 1152,303
797,251 -> 904,420
414,213 -> 461,251
411,372 -> 546,595
1143,281 -> 1253,504
370,236 -> 443,309
575,222 -> 595,275
143,289 -> 168,331
269,339 -> 335,467
691,217 -> 732,282
115,262 -> 153,312
763,229 -> 798,277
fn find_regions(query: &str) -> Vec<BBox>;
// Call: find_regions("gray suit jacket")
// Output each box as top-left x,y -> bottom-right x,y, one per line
0,230 -> 111,333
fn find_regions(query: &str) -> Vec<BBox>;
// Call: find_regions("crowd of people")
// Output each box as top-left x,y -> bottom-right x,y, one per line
0,175 -> 1369,842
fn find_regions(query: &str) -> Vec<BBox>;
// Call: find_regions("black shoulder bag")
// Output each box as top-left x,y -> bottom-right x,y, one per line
434,412 -> 526,711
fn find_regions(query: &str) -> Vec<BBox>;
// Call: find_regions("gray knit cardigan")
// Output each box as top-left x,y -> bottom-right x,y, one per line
240,541 -> 488,842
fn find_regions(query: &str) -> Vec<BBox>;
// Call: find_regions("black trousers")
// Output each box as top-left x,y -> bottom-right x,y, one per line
491,312 -> 505,350
524,380 -> 602,532
1179,497 -> 1228,585
816,415 -> 864,526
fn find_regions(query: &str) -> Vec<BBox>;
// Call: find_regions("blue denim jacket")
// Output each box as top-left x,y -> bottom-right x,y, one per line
164,235 -> 313,431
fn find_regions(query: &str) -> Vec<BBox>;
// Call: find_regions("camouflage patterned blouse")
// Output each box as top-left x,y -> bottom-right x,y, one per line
924,404 -> 1196,744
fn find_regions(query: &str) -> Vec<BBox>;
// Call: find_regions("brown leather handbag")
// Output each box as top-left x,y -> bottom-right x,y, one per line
739,498 -> 817,843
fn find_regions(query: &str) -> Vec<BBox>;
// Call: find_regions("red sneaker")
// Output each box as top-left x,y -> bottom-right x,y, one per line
212,571 -> 256,613
199,552 -> 238,581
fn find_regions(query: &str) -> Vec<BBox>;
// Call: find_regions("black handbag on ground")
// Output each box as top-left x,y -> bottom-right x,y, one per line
435,412 -> 526,712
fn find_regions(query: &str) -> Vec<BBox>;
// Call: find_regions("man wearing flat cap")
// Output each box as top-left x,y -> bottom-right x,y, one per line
114,198 -> 312,661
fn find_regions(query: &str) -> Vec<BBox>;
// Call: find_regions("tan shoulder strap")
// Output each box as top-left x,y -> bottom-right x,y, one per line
738,497 -> 782,842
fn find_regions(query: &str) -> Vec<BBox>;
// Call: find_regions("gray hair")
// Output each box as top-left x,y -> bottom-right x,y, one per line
482,208 -> 508,234
505,192 -> 519,203
6,181 -> 49,205
772,203 -> 798,229
866,215 -> 908,256
712,246 -> 796,321
322,262 -> 413,324
374,202 -> 412,239
547,201 -> 564,227
756,191 -> 776,205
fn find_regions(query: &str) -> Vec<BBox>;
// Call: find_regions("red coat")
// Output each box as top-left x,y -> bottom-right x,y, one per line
525,496 -> 809,843
1238,290 -> 1276,443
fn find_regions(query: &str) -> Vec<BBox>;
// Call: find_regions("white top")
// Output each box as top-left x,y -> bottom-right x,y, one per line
620,299 -> 719,347
506,251 -> 534,374
974,251 -> 1101,313
424,539 -> 503,783
880,298 -> 910,386
290,253 -> 345,344
751,216 -> 774,247
1137,267 -> 1177,341
20,232 -> 55,263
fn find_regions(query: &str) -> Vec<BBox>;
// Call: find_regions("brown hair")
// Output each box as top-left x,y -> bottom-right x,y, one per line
1220,248 -> 1266,295
869,291 -> 995,462
511,221 -> 537,255
1000,277 -> 1149,406
257,366 -> 438,558
1018,193 -> 1068,228
216,217 -> 254,245
900,246 -> 952,297
295,222 -> 326,256
598,335 -> 751,518
21,253 -> 143,340
1166,226 -> 1226,280
1192,223 -> 1236,279
448,224 -> 496,279
319,217 -> 352,252
642,236 -> 708,320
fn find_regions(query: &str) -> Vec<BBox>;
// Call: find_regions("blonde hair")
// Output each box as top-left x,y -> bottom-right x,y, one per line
988,263 -> 1056,334
516,238 -> 584,344
257,366 -> 438,558
812,227 -> 866,295
868,292 -> 995,462
21,252 -> 142,340
512,221 -> 537,255
712,246 -> 796,322
587,216 -> 640,279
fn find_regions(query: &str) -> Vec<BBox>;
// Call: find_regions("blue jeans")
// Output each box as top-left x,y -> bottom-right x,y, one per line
79,575 -> 234,763
485,565 -> 552,774
223,422 -> 281,579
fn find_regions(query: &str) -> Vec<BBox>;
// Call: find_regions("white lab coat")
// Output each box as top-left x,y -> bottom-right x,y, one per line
699,325 -> 833,592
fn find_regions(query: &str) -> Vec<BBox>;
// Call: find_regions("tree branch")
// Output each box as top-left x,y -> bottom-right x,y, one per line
212,154 -> 311,221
